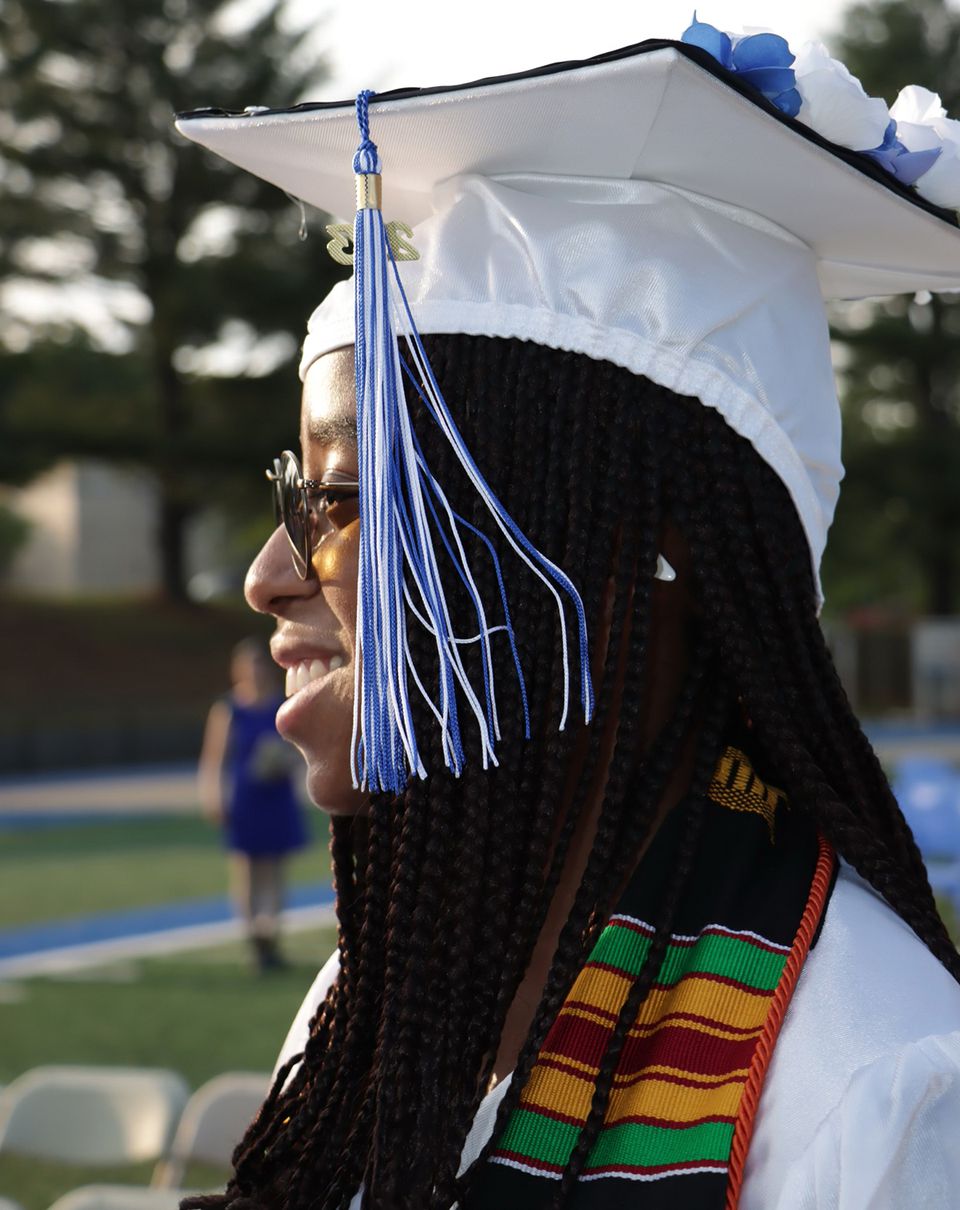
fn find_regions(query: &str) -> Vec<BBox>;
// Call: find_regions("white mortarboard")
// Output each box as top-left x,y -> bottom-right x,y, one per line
176,26 -> 960,792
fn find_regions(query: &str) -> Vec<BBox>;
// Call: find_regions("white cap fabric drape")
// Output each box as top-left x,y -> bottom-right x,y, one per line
302,174 -> 842,609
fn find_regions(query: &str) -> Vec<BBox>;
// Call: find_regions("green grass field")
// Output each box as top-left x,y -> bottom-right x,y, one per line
1,811 -> 330,930
938,895 -> 959,941
0,809 -> 335,1207
0,927 -> 338,1210
2,780 -> 958,1208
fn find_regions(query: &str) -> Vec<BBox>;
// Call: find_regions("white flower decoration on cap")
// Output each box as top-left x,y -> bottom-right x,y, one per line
891,85 -> 960,209
685,16 -> 956,208
793,41 -> 891,151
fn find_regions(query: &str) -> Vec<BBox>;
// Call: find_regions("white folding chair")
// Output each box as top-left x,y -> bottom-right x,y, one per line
0,1197 -> 26,1210
152,1071 -> 271,1188
0,1065 -> 190,1164
47,1188 -> 194,1210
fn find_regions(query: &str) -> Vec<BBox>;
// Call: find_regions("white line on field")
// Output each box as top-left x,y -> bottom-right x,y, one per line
0,903 -> 336,980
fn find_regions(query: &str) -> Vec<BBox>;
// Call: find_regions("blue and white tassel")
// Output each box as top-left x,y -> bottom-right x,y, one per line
350,90 -> 593,794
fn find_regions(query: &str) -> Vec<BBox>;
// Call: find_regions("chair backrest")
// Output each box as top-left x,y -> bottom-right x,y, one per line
153,1071 -> 270,1188
48,1186 -> 192,1210
894,756 -> 960,858
0,1066 -> 190,1164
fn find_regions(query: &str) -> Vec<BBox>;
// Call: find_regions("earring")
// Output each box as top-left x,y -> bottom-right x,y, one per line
654,554 -> 676,582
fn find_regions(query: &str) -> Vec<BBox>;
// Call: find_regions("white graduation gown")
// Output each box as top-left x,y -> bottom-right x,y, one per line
274,865 -> 960,1208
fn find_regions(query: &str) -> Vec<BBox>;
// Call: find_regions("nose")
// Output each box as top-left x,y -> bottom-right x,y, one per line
245,525 -> 317,616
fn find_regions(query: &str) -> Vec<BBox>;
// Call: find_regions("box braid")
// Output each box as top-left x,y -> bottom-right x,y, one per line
651,393 -> 960,979
183,335 -> 958,1210
550,685 -> 729,1206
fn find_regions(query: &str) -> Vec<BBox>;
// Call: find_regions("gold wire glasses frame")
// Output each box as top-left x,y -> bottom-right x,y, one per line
265,449 -> 360,579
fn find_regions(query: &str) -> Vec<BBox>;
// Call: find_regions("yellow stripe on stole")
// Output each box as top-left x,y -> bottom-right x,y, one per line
512,746 -> 787,1139
709,747 -> 784,838
520,1061 -> 746,1125
562,967 -> 774,1032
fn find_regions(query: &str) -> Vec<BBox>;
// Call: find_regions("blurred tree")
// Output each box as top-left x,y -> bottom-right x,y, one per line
0,0 -> 345,599
823,0 -> 960,616
0,502 -> 31,577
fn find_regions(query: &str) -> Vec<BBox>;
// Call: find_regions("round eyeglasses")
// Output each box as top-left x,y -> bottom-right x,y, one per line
265,449 -> 360,579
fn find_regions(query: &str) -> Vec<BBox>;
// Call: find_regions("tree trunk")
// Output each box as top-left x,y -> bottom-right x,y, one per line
158,487 -> 190,603
149,244 -> 190,602
923,550 -> 955,616
915,297 -> 957,615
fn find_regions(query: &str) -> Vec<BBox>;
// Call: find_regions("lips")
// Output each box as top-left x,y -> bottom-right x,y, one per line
272,641 -> 351,742
284,654 -> 346,697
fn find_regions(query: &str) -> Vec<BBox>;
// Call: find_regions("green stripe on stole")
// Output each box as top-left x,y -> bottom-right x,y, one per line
591,923 -> 787,992
497,1108 -> 734,1172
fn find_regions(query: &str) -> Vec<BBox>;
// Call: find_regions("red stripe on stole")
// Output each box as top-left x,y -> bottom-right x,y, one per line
540,1011 -> 615,1069
583,1158 -> 730,1177
516,1098 -> 738,1132
584,962 -> 772,997
612,1066 -> 748,1093
541,1013 -> 758,1079
491,1150 -> 563,1175
562,1000 -> 763,1037
537,1053 -> 747,1092
618,1024 -> 758,1078
491,1150 -> 729,1178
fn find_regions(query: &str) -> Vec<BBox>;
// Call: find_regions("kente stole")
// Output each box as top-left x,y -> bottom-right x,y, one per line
468,743 -> 836,1209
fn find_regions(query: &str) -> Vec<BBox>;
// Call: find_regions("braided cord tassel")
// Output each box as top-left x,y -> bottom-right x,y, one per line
349,90 -> 593,794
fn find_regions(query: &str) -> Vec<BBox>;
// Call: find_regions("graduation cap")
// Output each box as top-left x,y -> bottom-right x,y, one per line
176,20 -> 960,793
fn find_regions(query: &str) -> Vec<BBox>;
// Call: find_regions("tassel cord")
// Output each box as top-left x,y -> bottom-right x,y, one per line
390,440 -> 488,771
349,87 -> 590,793
406,441 -> 503,746
393,283 -> 594,730
354,199 -> 424,789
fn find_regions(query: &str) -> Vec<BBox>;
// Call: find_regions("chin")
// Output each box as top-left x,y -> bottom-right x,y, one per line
302,751 -> 370,816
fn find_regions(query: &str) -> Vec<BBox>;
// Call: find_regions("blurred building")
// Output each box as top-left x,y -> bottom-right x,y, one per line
2,458 -> 227,597
913,620 -> 960,718
825,614 -> 960,721
3,459 -> 959,729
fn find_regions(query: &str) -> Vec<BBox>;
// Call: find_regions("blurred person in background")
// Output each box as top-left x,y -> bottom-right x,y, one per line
198,637 -> 307,974
178,20 -> 960,1210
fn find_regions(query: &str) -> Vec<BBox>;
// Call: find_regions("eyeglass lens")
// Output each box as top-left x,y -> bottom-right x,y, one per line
280,453 -> 309,571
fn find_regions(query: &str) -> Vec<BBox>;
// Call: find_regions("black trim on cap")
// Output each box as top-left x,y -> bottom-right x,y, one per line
176,37 -> 959,229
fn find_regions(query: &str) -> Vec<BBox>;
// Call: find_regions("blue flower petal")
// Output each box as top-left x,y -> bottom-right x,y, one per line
736,65 -> 798,96
862,146 -> 896,175
732,32 -> 794,71
873,118 -> 899,153
773,87 -> 803,119
681,14 -> 733,68
863,117 -> 942,186
891,145 -> 942,186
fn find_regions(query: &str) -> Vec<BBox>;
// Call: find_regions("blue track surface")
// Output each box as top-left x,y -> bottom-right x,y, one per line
0,811 -> 175,831
0,881 -> 335,962
864,721 -> 960,742
3,731 -> 957,966
0,763 -> 196,790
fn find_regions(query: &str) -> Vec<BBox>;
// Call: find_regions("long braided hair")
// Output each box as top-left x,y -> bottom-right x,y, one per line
183,334 -> 959,1210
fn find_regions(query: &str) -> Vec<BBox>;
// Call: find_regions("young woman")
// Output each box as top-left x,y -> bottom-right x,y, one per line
198,638 -> 307,972
178,23 -> 960,1210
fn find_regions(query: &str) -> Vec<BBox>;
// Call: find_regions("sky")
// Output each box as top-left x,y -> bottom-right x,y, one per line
286,1 -> 855,100
1,0 -> 863,356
